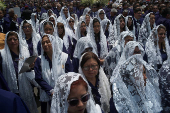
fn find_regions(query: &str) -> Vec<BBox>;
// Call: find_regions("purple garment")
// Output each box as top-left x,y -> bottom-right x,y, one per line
26,37 -> 33,56
72,57 -> 79,73
106,14 -> 116,25
0,71 -> 10,91
0,17 -> 10,33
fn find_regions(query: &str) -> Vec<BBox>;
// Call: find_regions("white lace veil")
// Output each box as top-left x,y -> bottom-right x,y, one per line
47,9 -> 55,19
125,15 -> 135,35
79,7 -> 91,22
138,13 -> 156,45
48,15 -> 58,27
145,24 -> 170,70
96,9 -> 107,22
40,34 -> 63,102
73,36 -> 97,59
50,72 -> 102,113
75,20 -> 87,40
88,18 -> 108,58
31,13 -> 39,33
57,6 -> 70,25
19,20 -> 41,56
1,31 -> 38,113
78,52 -> 111,113
110,54 -> 162,113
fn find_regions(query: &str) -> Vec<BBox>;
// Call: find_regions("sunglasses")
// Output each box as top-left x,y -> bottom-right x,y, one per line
69,21 -> 74,23
67,93 -> 90,106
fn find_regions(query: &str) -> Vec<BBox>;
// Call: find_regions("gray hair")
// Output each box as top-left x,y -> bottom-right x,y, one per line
8,8 -> 14,13
111,8 -> 117,13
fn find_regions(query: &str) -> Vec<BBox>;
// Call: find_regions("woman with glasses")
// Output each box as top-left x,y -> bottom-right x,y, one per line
35,34 -> 73,113
0,31 -> 38,113
30,13 -> 39,33
51,72 -> 102,113
19,20 -> 41,56
78,52 -> 111,113
97,9 -> 107,22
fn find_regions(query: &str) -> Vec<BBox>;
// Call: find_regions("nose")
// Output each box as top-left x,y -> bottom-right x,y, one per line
77,100 -> 84,107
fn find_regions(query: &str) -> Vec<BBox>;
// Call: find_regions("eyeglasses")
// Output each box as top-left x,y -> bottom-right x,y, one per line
69,21 -> 74,23
22,25 -> 32,29
68,93 -> 90,106
83,64 -> 98,71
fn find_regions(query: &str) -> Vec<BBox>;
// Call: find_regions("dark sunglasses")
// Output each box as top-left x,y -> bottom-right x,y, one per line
67,93 -> 90,106
69,20 -> 74,23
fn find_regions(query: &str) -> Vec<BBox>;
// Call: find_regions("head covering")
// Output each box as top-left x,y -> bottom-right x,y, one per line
31,13 -> 40,33
138,13 -> 156,45
48,15 -> 57,27
19,20 -> 41,56
110,54 -> 162,113
78,52 -> 111,113
51,72 -> 102,113
75,20 -> 87,40
1,31 -> 38,113
88,18 -> 108,58
47,9 -> 54,18
145,24 -> 170,70
96,9 -> 107,22
71,13 -> 78,28
125,15 -> 135,35
82,7 -> 91,16
57,6 -> 70,25
73,37 -> 97,59
40,34 -> 63,102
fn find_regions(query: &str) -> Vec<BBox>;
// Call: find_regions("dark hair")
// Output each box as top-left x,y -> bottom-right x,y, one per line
80,52 -> 100,68
81,21 -> 87,36
162,8 -> 170,18
7,31 -> 18,39
57,22 -> 65,39
127,17 -> 133,30
119,15 -> 125,31
44,21 -> 54,28
134,8 -> 142,13
81,47 -> 93,56
93,18 -> 100,26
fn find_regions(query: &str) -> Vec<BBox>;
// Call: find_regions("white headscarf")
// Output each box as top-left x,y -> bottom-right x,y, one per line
57,6 -> 70,25
75,20 -> 87,40
51,72 -> 102,113
88,18 -> 108,58
138,13 -> 156,45
1,31 -> 38,113
19,20 -> 41,56
48,15 -> 58,27
31,13 -> 40,33
96,9 -> 107,22
145,24 -> 170,70
47,9 -> 55,19
110,54 -> 162,113
125,15 -> 135,35
78,52 -> 111,113
73,36 -> 97,59
40,34 -> 63,102
71,13 -> 78,28
79,7 -> 91,22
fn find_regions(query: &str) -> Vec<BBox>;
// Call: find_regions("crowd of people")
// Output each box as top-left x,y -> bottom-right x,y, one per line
0,0 -> 170,113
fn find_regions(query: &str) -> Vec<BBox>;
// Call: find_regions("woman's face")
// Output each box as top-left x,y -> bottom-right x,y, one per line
49,17 -> 55,26
93,22 -> 100,34
85,16 -> 90,25
57,26 -> 64,35
120,18 -> 125,29
128,17 -> 132,27
82,58 -> 99,80
67,84 -> 87,113
23,23 -> 33,36
80,22 -> 86,33
42,36 -> 52,53
44,24 -> 54,35
149,14 -> 155,26
63,8 -> 68,17
69,18 -> 74,28
158,28 -> 166,43
99,10 -> 104,20
7,35 -> 19,50
48,11 -> 52,17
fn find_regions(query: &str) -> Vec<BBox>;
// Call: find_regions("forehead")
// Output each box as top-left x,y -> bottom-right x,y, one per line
23,23 -> 31,26
42,36 -> 50,41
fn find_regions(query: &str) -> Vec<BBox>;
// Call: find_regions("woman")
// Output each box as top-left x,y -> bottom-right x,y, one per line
31,13 -> 39,33
35,34 -> 73,113
139,13 -> 156,46
79,52 -> 111,113
145,24 -> 170,71
111,14 -> 126,45
48,15 -> 57,27
97,9 -> 107,22
79,7 -> 91,21
70,13 -> 78,28
57,6 -> 70,25
125,16 -> 135,35
88,18 -> 108,64
0,31 -> 38,113
104,31 -> 135,78
100,19 -> 114,45
110,54 -> 162,112
19,20 -> 41,56
51,72 -> 102,113
56,22 -> 73,59
47,9 -> 55,19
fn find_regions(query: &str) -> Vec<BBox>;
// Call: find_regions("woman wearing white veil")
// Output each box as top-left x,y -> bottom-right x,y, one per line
31,13 -> 39,33
51,72 -> 102,113
0,31 -> 38,113
125,15 -> 135,35
57,6 -> 70,25
145,24 -> 170,71
96,9 -> 107,22
35,34 -> 73,113
19,20 -> 41,56
104,31 -> 135,78
70,13 -> 79,28
79,7 -> 91,22
48,15 -> 57,28
47,9 -> 56,19
78,52 -> 111,113
87,18 -> 108,64
138,13 -> 156,46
